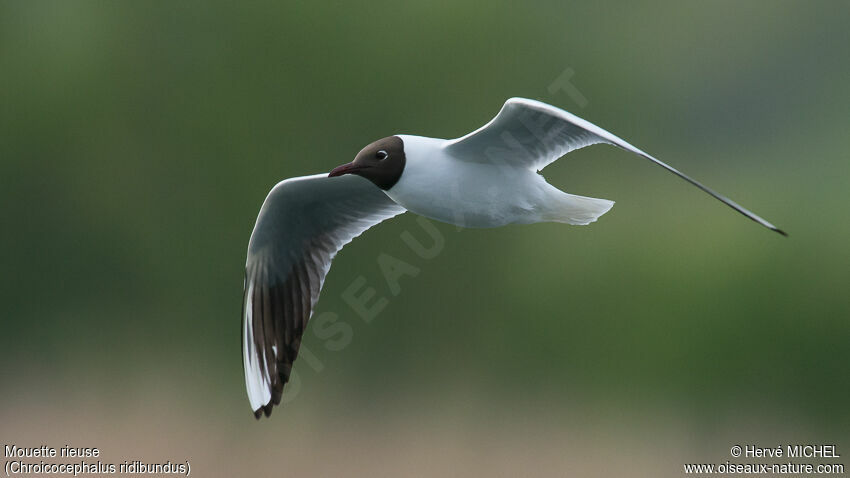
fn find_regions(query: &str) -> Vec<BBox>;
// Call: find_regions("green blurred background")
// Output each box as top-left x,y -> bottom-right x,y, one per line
1,1 -> 848,476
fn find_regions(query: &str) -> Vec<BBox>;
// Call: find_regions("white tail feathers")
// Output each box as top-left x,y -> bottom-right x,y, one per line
543,192 -> 614,225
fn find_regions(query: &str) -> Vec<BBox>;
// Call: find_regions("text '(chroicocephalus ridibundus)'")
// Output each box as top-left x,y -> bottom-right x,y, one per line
242,97 -> 785,418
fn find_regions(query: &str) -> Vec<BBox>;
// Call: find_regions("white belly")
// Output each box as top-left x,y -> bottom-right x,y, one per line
384,136 -> 552,228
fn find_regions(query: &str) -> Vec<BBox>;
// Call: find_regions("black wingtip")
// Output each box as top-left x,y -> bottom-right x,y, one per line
773,227 -> 788,237
252,403 -> 274,420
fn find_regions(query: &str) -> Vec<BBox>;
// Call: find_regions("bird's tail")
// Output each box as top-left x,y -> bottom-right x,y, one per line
541,189 -> 614,225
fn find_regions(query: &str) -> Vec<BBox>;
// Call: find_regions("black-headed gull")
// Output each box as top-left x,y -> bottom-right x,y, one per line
243,97 -> 784,418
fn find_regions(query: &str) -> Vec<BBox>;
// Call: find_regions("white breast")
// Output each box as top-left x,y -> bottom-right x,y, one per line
385,135 -> 552,228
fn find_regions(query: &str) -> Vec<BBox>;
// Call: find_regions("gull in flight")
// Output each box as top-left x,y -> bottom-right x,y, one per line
242,97 -> 785,418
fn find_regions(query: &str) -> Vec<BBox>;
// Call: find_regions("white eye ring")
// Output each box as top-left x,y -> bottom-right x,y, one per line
376,150 -> 388,160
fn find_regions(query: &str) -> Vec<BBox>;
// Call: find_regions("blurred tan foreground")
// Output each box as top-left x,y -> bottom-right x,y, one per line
3,385 -> 846,478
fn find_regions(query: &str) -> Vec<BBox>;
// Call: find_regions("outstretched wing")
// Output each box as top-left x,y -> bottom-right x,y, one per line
243,173 -> 406,418
445,98 -> 785,235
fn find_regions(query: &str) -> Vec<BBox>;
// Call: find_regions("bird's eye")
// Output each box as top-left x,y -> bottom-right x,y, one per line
375,150 -> 388,160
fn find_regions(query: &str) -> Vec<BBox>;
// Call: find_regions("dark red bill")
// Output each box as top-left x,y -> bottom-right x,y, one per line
328,162 -> 363,177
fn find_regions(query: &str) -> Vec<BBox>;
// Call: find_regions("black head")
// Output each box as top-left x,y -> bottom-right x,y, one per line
328,136 -> 406,190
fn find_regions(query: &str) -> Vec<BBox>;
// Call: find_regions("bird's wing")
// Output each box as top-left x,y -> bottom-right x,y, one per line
445,97 -> 785,235
243,173 -> 406,418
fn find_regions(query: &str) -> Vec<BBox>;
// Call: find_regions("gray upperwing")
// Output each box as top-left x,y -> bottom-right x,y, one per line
445,98 -> 785,235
